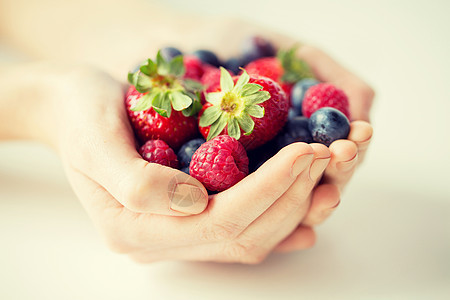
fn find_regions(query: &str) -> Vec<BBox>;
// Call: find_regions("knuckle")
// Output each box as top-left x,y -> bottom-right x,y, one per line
203,220 -> 243,241
223,240 -> 267,265
104,237 -> 134,254
119,163 -> 158,212
357,83 -> 375,102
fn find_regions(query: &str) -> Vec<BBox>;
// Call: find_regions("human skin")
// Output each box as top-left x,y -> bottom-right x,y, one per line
0,0 -> 374,262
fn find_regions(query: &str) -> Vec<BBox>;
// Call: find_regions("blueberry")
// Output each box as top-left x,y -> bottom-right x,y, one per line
309,107 -> 350,146
180,166 -> 190,175
247,141 -> 277,173
275,116 -> 314,150
290,78 -> 320,117
224,57 -> 244,75
192,50 -> 221,67
160,47 -> 183,61
177,138 -> 206,169
241,36 -> 276,65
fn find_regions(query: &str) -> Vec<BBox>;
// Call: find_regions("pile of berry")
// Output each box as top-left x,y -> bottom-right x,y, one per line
125,36 -> 351,192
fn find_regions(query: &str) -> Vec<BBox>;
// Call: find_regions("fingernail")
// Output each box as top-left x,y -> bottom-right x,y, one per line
170,183 -> 207,214
336,154 -> 358,172
330,199 -> 341,209
291,154 -> 314,178
309,157 -> 330,180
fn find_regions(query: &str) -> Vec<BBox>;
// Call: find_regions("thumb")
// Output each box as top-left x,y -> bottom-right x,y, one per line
69,128 -> 208,216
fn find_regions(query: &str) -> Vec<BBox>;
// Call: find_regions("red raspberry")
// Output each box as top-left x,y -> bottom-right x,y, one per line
139,140 -> 179,169
302,83 -> 351,119
183,55 -> 205,81
189,135 -> 249,191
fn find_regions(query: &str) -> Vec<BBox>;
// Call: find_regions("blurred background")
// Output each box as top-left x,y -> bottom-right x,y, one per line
0,0 -> 449,299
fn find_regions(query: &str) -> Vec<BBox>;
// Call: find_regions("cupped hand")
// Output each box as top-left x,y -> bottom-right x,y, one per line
37,64 -> 331,263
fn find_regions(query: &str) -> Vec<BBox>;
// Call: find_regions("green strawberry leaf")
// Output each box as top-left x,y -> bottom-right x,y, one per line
131,91 -> 157,112
183,79 -> 204,92
246,105 -> 265,118
128,71 -> 139,86
242,91 -> 270,105
199,105 -> 222,127
182,97 -> 202,117
135,74 -> 153,93
152,92 -> 172,118
278,46 -> 314,83
227,118 -> 241,140
241,83 -> 263,96
206,91 -> 224,106
156,51 -> 171,76
220,67 -> 234,92
170,91 -> 193,111
233,69 -> 249,92
207,114 -> 228,141
237,113 -> 255,135
168,55 -> 185,77
140,59 -> 157,76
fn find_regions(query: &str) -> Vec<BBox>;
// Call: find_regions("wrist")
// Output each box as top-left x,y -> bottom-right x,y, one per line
0,61 -> 62,145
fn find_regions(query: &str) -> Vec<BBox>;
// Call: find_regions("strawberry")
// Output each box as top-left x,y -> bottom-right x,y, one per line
190,135 -> 249,191
199,68 -> 289,150
126,51 -> 203,149
183,55 -> 205,81
245,47 -> 315,98
302,83 -> 351,119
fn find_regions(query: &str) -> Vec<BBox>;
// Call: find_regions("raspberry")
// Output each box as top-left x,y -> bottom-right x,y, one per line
189,135 -> 249,191
302,83 -> 351,119
139,140 -> 179,168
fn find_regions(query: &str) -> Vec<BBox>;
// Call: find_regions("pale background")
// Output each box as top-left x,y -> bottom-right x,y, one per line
1,0 -> 449,299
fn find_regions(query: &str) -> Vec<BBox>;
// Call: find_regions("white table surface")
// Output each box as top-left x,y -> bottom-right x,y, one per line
1,0 -> 449,299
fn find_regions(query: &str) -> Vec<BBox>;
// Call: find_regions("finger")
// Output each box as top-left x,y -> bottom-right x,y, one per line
239,143 -> 330,240
303,184 -> 340,227
207,143 -> 315,234
298,45 -> 375,122
347,120 -> 373,165
67,122 -> 208,215
273,226 -> 316,253
322,139 -> 358,190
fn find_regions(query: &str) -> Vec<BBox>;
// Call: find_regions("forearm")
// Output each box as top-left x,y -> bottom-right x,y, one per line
0,62 -> 56,142
0,0 -> 194,79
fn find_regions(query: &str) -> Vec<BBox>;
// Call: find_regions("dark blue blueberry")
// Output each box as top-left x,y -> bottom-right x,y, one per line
275,116 -> 314,150
247,141 -> 277,173
223,57 -> 244,75
160,47 -> 183,61
241,36 -> 276,65
290,78 -> 320,117
192,50 -> 221,67
177,138 -> 206,169
309,107 -> 350,146
180,166 -> 190,175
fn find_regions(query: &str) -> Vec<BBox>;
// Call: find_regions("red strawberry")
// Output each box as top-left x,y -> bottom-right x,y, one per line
245,57 -> 283,83
126,51 -> 203,149
245,47 -> 314,99
189,135 -> 249,191
139,139 -> 178,168
201,65 -> 230,93
125,86 -> 198,149
302,83 -> 351,119
183,55 -> 205,81
199,68 -> 289,150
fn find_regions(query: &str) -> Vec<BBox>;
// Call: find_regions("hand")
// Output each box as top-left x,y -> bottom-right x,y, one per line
11,63 -> 329,263
267,46 -> 375,252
